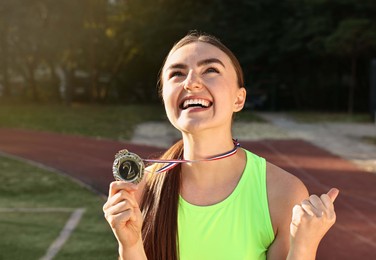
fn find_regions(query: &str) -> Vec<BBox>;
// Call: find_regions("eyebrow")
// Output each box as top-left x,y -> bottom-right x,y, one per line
197,58 -> 225,68
165,58 -> 226,71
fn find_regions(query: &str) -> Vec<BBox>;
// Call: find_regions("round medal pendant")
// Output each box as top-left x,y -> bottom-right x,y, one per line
112,149 -> 144,184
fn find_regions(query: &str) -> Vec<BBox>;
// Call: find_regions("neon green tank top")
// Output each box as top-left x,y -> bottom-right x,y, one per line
178,149 -> 275,260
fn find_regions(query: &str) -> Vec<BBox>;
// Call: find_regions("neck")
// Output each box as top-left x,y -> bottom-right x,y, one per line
181,131 -> 235,160
180,131 -> 245,189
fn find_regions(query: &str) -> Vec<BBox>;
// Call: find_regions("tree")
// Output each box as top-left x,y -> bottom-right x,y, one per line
1,0 -> 375,111
325,18 -> 376,114
0,2 -> 11,97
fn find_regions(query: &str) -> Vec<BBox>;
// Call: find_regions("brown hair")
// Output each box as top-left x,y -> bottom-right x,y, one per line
140,140 -> 183,260
140,31 -> 245,260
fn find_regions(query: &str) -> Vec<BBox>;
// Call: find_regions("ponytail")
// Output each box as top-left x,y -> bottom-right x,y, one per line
140,139 -> 183,260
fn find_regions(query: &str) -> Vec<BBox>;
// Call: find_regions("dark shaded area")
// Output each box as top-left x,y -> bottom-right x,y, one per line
0,1 -> 376,113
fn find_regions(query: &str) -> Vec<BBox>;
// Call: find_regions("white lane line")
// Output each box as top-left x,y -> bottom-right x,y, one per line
39,208 -> 86,260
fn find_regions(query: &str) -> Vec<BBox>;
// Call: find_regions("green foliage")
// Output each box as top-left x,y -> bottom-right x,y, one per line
0,0 -> 376,112
325,18 -> 376,56
361,136 -> 376,146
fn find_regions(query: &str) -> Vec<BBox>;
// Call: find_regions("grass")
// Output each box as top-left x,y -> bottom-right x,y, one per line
361,136 -> 376,146
0,103 -> 265,140
288,111 -> 372,123
0,103 -> 167,140
0,213 -> 72,259
0,155 -> 118,260
235,110 -> 266,122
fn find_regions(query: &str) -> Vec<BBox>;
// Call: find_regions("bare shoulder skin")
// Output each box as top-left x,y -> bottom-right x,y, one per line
266,162 -> 309,259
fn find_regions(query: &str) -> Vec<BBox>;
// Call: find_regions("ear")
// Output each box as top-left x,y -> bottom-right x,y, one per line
233,87 -> 247,112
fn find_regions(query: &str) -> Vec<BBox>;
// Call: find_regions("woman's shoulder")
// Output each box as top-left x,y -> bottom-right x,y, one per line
266,162 -> 308,198
266,162 -> 309,232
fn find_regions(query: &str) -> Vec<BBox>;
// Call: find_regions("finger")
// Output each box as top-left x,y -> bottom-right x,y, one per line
109,181 -> 139,197
301,200 -> 321,217
104,190 -> 138,211
107,208 -> 133,229
291,204 -> 305,226
105,200 -> 132,217
320,193 -> 334,211
309,194 -> 325,211
130,207 -> 141,222
112,190 -> 138,208
327,188 -> 339,203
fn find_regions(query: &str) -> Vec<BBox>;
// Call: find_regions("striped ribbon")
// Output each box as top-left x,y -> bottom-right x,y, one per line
144,139 -> 241,174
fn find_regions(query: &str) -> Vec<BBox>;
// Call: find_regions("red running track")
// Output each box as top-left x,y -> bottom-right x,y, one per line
0,128 -> 375,260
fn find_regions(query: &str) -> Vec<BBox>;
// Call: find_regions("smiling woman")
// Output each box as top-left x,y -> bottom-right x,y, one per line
102,32 -> 339,260
161,40 -> 246,137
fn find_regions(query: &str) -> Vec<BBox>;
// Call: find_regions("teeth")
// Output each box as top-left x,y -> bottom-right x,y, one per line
182,99 -> 210,109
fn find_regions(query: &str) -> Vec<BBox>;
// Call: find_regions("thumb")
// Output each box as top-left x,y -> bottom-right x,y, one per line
327,188 -> 339,202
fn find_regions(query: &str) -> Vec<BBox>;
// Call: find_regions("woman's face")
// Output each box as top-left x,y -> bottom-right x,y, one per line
161,41 -> 246,134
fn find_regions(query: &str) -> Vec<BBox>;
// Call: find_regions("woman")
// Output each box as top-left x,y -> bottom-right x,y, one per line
103,32 -> 339,260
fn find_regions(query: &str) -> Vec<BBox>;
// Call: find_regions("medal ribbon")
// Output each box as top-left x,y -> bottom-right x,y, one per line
144,139 -> 241,174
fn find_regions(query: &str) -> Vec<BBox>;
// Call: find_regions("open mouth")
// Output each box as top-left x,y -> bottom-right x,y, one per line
179,98 -> 213,110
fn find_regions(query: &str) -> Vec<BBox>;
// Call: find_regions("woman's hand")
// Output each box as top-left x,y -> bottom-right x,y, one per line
289,188 -> 339,256
103,181 -> 143,251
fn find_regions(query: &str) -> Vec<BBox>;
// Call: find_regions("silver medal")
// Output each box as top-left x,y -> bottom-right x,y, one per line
112,149 -> 144,184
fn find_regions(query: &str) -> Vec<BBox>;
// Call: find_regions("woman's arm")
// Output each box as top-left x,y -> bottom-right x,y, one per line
118,240 -> 147,260
103,181 -> 147,260
287,188 -> 339,260
266,163 -> 338,260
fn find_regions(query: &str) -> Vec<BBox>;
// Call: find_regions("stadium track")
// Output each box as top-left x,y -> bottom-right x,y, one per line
1,128 -> 375,260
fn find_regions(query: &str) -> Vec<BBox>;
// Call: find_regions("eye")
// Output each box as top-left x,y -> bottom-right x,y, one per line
169,71 -> 184,79
204,67 -> 219,74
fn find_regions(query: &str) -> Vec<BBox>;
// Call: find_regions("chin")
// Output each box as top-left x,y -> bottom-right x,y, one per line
176,118 -> 224,135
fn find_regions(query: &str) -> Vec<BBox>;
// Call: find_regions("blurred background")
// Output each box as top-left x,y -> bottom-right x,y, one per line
0,0 -> 375,114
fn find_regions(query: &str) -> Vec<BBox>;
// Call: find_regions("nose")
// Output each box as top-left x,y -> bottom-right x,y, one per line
183,71 -> 202,91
